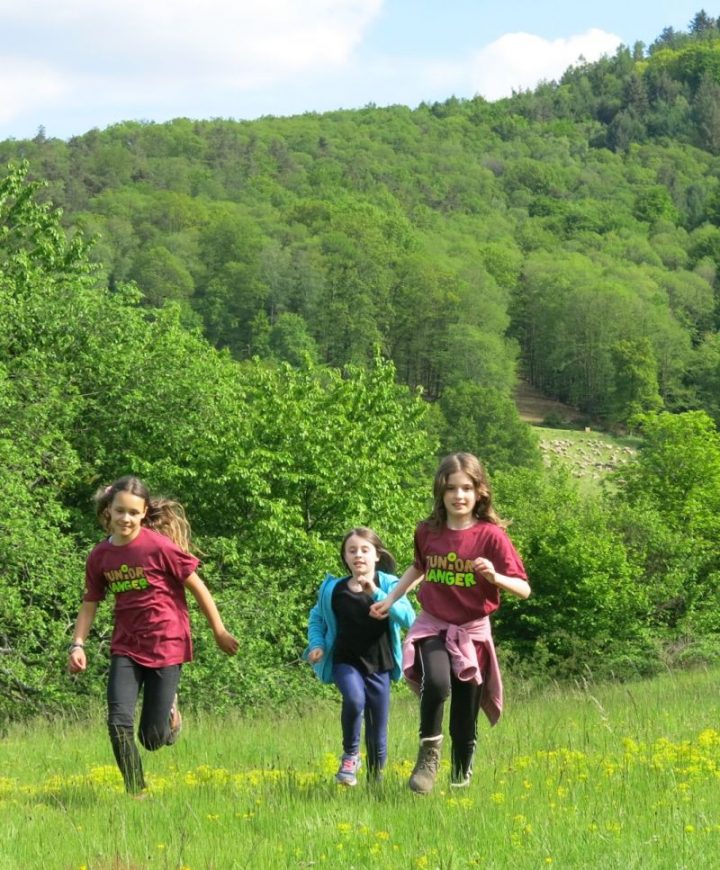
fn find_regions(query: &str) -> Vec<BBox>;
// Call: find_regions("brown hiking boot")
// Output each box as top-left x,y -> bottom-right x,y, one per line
408,735 -> 442,794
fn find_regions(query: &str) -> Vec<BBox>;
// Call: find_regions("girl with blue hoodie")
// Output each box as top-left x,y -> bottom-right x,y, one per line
305,527 -> 415,786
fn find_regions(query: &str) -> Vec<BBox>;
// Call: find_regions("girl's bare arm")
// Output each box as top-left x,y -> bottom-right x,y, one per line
369,564 -> 424,618
185,572 -> 239,655
67,600 -> 99,672
473,558 -> 531,599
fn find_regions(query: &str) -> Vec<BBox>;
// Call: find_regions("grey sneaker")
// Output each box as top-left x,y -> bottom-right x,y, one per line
335,753 -> 361,786
367,766 -> 385,785
408,735 -> 442,794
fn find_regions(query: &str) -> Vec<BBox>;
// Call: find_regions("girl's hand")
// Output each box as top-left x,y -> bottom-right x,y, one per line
369,600 -> 390,620
473,557 -> 498,585
68,647 -> 87,673
307,647 -> 324,663
215,629 -> 239,656
358,574 -> 377,595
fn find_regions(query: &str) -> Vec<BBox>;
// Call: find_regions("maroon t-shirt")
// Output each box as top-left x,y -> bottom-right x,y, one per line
413,520 -> 527,625
84,526 -> 200,667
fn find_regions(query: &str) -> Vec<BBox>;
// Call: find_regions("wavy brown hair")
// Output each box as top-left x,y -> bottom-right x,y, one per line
427,453 -> 504,528
340,526 -> 396,575
94,475 -> 194,553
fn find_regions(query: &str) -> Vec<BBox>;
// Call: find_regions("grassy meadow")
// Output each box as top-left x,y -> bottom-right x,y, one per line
535,427 -> 641,496
515,378 -> 641,494
2,669 -> 720,869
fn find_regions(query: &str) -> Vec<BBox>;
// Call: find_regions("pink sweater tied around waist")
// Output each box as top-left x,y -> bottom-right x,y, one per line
402,610 -> 504,726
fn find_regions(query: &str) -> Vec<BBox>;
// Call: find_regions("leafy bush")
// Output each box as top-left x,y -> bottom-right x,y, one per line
0,165 -> 434,723
493,467 -> 657,680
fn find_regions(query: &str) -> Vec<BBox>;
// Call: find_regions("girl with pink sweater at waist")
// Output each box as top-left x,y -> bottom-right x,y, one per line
370,452 -> 530,794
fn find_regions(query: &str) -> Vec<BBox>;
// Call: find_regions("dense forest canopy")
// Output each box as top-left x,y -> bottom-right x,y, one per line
3,14 -> 720,425
4,14 -> 720,722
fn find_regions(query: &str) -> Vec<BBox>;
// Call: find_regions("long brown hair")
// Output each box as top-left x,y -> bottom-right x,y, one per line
94,475 -> 194,553
340,526 -> 396,575
427,453 -> 504,528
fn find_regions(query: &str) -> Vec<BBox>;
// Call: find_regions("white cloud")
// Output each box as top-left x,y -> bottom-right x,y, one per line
0,0 -> 383,130
344,28 -> 625,112
470,28 -> 623,100
1,1 -> 383,75
0,6 -> 626,139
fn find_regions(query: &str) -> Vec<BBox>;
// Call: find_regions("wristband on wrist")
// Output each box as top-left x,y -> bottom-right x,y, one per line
68,642 -> 85,653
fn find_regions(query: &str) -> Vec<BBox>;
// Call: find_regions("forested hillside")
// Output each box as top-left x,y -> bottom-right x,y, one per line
4,15 -> 720,723
3,15 -> 720,426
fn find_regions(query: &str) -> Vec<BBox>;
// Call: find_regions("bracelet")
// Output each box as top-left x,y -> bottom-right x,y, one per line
68,642 -> 85,653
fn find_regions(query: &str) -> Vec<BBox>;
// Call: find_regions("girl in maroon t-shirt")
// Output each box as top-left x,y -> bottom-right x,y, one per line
370,452 -> 530,794
68,475 -> 238,795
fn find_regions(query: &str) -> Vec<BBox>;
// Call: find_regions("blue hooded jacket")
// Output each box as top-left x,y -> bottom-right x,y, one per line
304,571 -> 415,684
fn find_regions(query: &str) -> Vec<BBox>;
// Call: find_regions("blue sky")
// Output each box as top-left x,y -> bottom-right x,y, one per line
0,1 -> 707,141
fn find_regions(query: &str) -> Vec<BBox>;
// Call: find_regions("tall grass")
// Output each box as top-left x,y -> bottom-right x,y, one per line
2,669 -> 720,869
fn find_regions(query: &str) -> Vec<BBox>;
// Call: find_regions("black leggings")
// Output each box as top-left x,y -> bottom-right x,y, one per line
107,655 -> 182,793
417,635 -> 483,776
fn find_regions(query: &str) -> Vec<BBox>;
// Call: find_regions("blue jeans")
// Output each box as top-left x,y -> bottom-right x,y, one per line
107,655 -> 182,793
332,662 -> 391,773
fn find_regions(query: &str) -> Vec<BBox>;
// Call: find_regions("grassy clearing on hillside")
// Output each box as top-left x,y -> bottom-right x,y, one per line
535,426 -> 642,494
2,670 -> 720,869
514,378 -> 642,493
